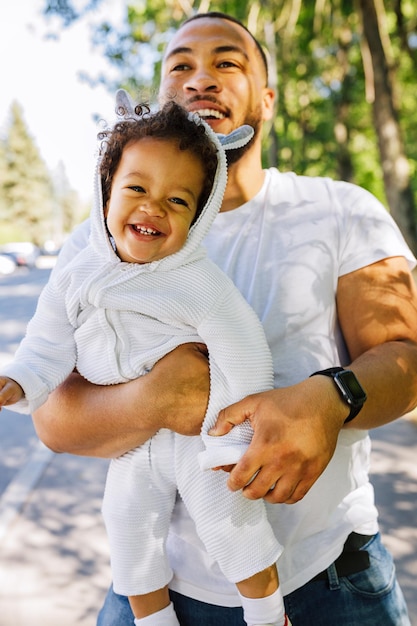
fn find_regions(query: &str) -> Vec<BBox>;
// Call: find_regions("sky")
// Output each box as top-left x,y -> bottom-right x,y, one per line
0,0 -> 126,201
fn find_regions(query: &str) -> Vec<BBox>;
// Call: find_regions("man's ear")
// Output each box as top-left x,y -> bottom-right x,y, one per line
262,87 -> 275,122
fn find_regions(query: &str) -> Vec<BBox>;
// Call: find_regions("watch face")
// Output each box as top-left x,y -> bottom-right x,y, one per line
336,370 -> 367,406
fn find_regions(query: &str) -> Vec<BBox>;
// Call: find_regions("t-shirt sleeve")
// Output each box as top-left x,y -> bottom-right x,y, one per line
335,182 -> 416,276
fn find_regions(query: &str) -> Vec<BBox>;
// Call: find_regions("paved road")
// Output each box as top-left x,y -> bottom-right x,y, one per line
370,415 -> 417,624
0,266 -> 416,625
0,265 -> 112,624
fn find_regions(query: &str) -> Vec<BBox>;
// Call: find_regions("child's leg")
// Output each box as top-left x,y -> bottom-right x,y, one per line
129,586 -> 180,625
236,564 -> 290,626
175,437 -> 286,624
103,433 -> 176,598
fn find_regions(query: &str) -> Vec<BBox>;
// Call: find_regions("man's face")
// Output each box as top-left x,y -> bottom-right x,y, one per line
159,17 -> 274,145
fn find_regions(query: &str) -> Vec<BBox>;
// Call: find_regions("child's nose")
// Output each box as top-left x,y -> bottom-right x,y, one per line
140,198 -> 164,217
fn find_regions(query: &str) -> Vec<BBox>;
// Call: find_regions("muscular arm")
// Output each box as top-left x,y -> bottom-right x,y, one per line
211,256 -> 417,503
337,256 -> 417,428
32,343 -> 210,458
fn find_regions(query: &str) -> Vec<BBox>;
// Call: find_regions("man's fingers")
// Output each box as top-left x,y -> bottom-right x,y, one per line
212,464 -> 235,472
225,449 -> 268,496
224,446 -> 319,503
237,468 -> 308,503
209,403 -> 249,436
263,478 -> 309,504
240,467 -> 289,501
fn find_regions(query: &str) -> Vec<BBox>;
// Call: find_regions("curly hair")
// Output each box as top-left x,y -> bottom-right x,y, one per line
99,101 -> 219,221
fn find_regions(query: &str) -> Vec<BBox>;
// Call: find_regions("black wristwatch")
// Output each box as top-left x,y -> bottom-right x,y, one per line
310,367 -> 367,423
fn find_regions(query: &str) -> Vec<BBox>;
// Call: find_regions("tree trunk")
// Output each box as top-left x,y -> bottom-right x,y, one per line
358,0 -> 417,253
264,18 -> 279,167
334,26 -> 354,183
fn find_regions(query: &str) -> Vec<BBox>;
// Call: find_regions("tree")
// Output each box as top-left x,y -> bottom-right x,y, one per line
2,101 -> 54,246
358,0 -> 417,250
42,0 -> 417,250
0,135 -> 8,221
0,101 -> 82,246
51,161 -> 84,241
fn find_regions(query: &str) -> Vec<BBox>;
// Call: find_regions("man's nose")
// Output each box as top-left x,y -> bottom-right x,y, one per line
184,68 -> 220,93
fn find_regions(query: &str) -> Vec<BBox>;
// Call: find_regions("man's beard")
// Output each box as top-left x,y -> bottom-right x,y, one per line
226,108 -> 263,165
159,91 -> 264,164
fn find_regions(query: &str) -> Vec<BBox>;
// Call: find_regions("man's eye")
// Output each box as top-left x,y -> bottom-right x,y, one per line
218,60 -> 238,68
171,63 -> 190,72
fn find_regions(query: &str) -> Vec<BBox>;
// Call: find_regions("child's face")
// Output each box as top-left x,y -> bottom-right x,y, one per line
105,137 -> 206,264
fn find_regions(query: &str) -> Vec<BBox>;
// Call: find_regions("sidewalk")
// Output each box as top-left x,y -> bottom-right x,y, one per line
0,416 -> 416,626
0,449 -> 111,625
369,413 -> 417,624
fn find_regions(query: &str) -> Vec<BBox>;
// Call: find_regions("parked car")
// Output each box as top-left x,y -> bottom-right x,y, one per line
0,243 -> 40,268
0,250 -> 26,267
0,253 -> 17,275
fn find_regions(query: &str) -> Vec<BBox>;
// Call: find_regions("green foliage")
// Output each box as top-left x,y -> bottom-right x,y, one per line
0,138 -> 8,220
0,101 -> 81,246
1,102 -> 53,245
42,0 -> 417,242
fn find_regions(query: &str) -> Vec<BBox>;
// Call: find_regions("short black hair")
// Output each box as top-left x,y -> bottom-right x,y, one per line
181,12 -> 269,85
99,101 -> 218,221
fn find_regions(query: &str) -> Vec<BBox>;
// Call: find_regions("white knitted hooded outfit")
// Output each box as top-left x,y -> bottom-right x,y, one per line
2,91 -> 282,595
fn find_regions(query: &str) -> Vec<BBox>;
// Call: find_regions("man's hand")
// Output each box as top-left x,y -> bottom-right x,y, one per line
211,257 -> 417,505
33,342 -> 210,457
210,377 -> 346,504
150,342 -> 210,435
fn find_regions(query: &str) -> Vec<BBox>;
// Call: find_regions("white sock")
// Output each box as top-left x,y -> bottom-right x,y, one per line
238,588 -> 286,626
133,602 -> 180,626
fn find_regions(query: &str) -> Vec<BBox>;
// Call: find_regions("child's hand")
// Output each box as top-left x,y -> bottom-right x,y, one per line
0,377 -> 24,409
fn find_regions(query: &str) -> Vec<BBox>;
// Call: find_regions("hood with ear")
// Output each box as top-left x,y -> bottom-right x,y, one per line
89,89 -> 254,272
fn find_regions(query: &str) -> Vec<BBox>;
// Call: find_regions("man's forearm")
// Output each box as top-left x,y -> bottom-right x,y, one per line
32,373 -> 156,457
344,339 -> 417,430
336,257 -> 417,429
32,343 -> 210,458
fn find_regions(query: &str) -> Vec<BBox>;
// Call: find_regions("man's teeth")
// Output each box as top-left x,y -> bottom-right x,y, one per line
195,108 -> 225,120
134,226 -> 158,235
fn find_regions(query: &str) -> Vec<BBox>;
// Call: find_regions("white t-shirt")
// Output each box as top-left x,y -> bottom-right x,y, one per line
58,168 -> 415,604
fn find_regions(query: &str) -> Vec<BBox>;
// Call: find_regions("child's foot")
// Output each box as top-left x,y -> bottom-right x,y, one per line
239,588 -> 289,626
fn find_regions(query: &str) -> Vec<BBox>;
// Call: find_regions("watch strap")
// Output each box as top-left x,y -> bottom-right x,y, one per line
310,367 -> 366,424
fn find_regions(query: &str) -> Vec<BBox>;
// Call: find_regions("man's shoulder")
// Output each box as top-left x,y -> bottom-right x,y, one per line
269,167 -> 345,191
266,168 -> 372,209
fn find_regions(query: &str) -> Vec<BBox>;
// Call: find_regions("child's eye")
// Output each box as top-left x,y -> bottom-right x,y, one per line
129,185 -> 145,193
169,197 -> 188,207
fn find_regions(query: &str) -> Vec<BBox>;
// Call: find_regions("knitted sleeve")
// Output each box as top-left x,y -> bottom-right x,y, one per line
174,283 -> 280,582
1,275 -> 77,414
197,281 -> 274,470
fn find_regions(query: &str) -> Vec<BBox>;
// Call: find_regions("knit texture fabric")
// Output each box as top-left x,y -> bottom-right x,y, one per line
3,98 -> 282,595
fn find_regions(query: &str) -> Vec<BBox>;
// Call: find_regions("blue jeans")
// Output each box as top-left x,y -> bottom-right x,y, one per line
97,533 -> 410,625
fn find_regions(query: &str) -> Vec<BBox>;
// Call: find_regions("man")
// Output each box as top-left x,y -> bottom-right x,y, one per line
33,12 -> 417,626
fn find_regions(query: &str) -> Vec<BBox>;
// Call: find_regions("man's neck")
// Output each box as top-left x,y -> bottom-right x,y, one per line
221,150 -> 266,213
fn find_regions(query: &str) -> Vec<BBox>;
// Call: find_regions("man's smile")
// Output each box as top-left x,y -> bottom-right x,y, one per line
193,108 -> 226,120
